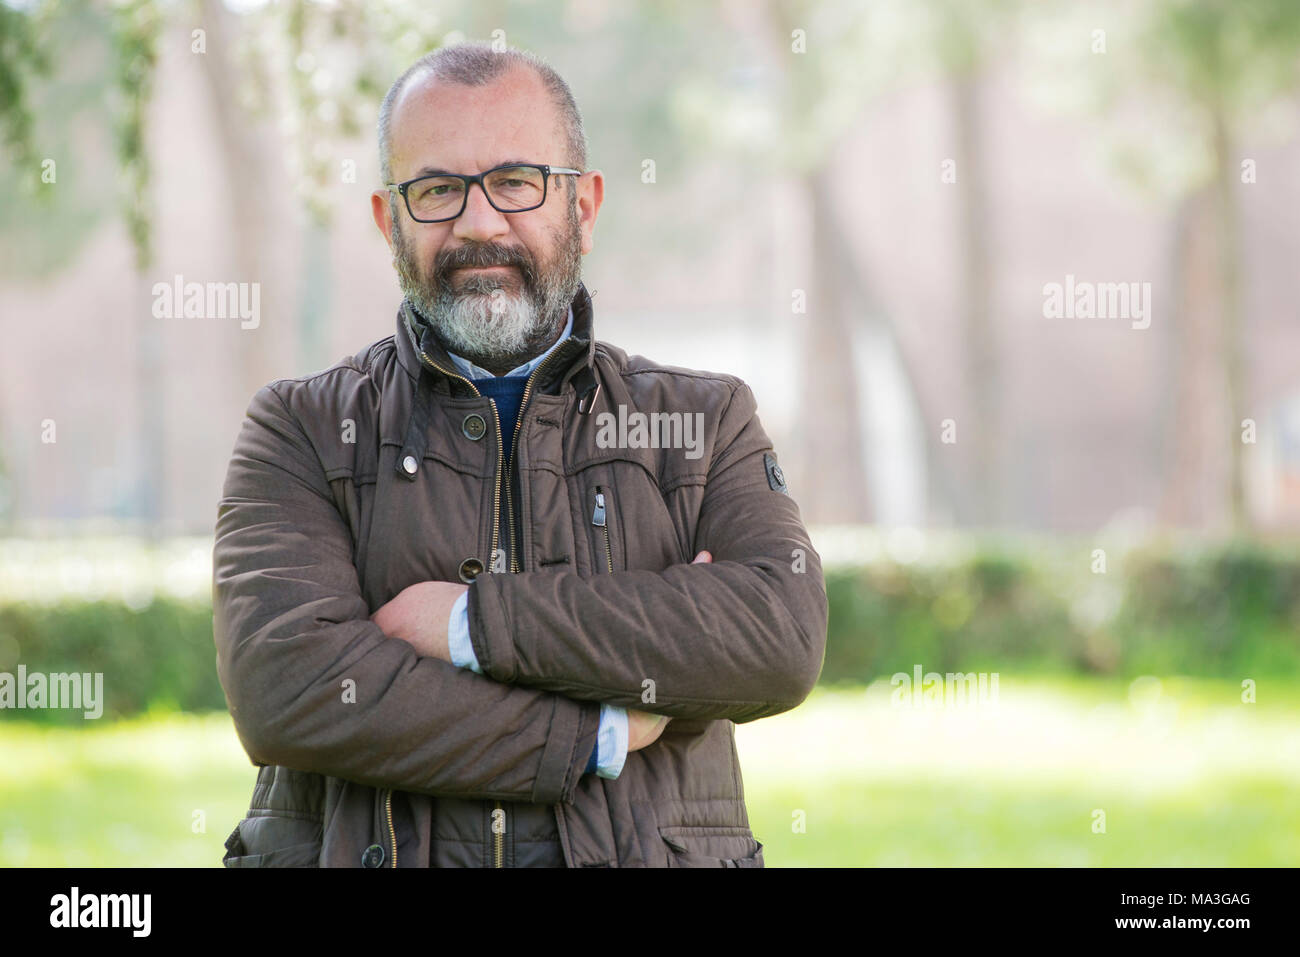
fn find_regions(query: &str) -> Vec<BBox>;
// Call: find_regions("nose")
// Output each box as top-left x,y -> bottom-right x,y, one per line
452,181 -> 510,244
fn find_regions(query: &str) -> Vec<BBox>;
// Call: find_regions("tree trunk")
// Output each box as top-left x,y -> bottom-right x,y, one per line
951,69 -> 999,529
134,268 -> 166,538
1212,106 -> 1247,532
792,169 -> 873,523
1159,188 -> 1226,529
195,0 -> 292,404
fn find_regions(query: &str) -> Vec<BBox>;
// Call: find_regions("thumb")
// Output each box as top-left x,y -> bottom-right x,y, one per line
692,550 -> 712,564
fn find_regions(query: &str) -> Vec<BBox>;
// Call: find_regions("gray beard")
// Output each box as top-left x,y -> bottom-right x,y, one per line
393,195 -> 583,375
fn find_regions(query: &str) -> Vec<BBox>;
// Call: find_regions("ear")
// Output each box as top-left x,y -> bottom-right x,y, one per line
371,189 -> 396,252
575,170 -> 604,256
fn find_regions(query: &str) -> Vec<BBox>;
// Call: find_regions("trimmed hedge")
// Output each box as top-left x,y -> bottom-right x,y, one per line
2,541 -> 1298,724
821,541 -> 1300,684
0,599 -> 225,724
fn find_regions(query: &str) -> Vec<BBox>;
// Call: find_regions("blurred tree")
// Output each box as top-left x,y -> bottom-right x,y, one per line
688,0 -> 1027,527
922,0 -> 1023,529
193,0 -> 281,407
672,0 -> 938,524
0,0 -> 49,531
0,0 -> 49,176
0,0 -> 116,278
1137,0 -> 1300,532
0,0 -> 446,531
109,0 -> 164,534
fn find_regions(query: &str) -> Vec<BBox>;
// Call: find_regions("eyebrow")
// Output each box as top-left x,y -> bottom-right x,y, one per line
410,159 -> 538,178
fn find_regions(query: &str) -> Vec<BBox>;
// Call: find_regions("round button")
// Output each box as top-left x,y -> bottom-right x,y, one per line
458,557 -> 485,583
361,844 -> 385,868
462,413 -> 487,441
402,455 -> 418,475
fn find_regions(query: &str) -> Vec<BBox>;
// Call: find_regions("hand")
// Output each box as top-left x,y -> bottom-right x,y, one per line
627,709 -> 671,752
370,581 -> 467,662
626,550 -> 710,751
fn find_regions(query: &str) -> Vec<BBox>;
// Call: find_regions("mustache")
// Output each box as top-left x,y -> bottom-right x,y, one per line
434,244 -> 537,286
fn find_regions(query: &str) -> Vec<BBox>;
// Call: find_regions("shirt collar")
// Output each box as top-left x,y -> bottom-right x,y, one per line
445,306 -> 574,380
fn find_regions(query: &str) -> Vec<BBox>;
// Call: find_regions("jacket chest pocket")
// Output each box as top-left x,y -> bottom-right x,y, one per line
568,463 -> 624,577
587,482 -> 617,574
571,459 -> 683,577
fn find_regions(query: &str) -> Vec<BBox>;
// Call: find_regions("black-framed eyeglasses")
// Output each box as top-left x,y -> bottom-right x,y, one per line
386,163 -> 582,223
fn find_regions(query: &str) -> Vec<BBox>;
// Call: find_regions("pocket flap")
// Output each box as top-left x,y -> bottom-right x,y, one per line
222,814 -> 323,868
658,825 -> 763,868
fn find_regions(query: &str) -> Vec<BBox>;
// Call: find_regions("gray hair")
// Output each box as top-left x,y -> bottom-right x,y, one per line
378,42 -> 588,189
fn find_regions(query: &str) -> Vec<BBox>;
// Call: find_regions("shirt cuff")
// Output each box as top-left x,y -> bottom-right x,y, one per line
446,590 -> 481,673
594,705 -> 628,779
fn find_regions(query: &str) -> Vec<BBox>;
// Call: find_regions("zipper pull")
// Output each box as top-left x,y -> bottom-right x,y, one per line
592,488 -> 606,527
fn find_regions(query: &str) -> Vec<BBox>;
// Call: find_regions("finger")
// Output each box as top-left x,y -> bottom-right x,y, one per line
692,550 -> 712,563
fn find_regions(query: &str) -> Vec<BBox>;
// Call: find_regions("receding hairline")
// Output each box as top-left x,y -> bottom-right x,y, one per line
378,43 -> 588,187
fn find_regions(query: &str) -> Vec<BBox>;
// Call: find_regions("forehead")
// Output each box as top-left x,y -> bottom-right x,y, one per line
388,65 -> 562,180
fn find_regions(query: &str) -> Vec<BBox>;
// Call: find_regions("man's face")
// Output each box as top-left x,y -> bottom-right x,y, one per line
372,66 -> 603,374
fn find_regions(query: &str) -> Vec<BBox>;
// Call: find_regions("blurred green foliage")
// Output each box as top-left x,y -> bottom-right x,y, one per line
0,598 -> 224,725
821,539 -> 1300,682
2,540 -> 1298,725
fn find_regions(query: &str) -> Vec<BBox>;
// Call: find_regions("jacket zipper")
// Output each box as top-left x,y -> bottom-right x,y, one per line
494,347 -> 569,867
385,788 -> 397,868
493,800 -> 504,868
418,340 -> 574,870
592,487 -> 613,573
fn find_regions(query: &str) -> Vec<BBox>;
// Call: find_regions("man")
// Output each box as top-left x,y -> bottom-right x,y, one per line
212,42 -> 827,868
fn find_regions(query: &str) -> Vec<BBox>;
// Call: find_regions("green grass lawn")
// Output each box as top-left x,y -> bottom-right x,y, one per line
737,676 -> 1300,866
2,677 -> 1298,866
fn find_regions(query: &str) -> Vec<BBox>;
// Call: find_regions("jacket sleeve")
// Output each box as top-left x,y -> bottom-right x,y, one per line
212,382 -> 600,804
466,381 -> 829,724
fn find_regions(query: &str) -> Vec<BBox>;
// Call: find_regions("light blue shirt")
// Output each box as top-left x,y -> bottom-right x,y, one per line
444,306 -> 629,779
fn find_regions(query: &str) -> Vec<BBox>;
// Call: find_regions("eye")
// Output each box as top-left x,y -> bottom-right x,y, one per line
411,178 -> 463,200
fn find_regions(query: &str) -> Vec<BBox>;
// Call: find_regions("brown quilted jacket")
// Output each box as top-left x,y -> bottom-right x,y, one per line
212,282 -> 828,867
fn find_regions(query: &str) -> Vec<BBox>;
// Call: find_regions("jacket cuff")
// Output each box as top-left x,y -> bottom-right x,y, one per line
465,573 -> 517,682
532,694 -> 602,804
446,590 -> 481,673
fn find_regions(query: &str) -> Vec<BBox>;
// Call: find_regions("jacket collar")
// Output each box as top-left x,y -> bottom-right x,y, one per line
395,282 -> 597,399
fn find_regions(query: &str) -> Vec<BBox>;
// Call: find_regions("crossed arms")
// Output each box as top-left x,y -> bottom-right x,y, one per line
212,378 -> 827,806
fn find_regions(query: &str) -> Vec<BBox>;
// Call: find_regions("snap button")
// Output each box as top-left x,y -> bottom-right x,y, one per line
402,454 -> 418,475
462,413 -> 487,441
458,557 -> 485,583
361,844 -> 385,868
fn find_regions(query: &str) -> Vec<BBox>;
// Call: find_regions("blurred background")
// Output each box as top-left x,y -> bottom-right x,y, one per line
1,0 -> 1298,866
